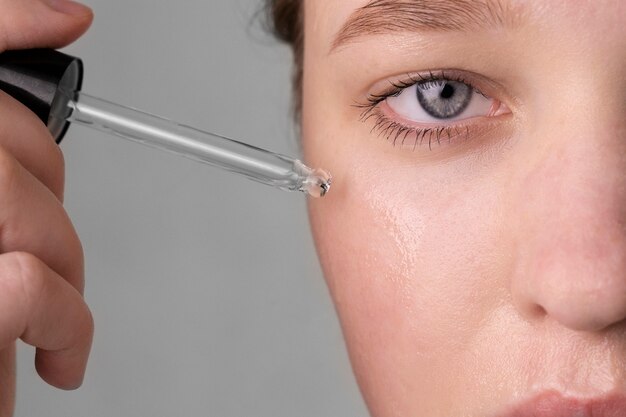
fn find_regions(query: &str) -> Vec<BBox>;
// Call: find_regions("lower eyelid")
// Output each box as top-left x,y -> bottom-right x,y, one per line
367,102 -> 513,152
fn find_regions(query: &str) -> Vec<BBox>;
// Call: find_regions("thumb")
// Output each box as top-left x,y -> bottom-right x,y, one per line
0,0 -> 93,52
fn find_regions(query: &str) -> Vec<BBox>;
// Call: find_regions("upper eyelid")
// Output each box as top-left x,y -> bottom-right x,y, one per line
376,71 -> 487,100
353,71 -> 483,118
354,68 -> 516,117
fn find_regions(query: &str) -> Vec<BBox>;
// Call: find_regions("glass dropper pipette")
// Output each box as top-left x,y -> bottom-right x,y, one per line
63,90 -> 332,197
0,49 -> 332,198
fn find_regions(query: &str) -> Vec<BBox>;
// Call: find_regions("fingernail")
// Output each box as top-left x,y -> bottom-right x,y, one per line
46,0 -> 93,16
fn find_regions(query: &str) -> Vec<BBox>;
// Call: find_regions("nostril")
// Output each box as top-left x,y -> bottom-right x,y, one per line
525,303 -> 547,322
539,298 -> 626,332
532,304 -> 547,317
510,288 -> 549,323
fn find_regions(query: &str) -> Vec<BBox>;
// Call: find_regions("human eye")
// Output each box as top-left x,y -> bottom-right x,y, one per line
357,70 -> 511,150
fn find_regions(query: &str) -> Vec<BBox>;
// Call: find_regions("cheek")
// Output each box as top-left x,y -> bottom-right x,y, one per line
305,123 -> 515,408
310,161 -> 507,335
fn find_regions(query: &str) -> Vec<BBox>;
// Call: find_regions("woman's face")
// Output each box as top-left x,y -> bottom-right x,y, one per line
302,0 -> 626,416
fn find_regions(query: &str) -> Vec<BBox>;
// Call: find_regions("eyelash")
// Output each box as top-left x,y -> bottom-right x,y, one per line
355,71 -> 487,151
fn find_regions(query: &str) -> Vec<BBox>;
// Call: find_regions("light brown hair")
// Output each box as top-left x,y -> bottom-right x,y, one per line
266,0 -> 304,118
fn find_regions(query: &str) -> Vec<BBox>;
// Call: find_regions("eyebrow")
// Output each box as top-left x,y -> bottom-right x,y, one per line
332,0 -> 523,51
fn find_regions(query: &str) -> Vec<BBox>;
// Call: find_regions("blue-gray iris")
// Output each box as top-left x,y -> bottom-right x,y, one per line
416,80 -> 473,119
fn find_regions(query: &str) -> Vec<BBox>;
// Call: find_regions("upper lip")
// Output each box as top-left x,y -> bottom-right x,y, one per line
495,390 -> 626,417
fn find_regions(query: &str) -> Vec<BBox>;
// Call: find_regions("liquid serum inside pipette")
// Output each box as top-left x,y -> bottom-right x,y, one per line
312,174 -> 333,198
303,169 -> 333,198
293,159 -> 332,197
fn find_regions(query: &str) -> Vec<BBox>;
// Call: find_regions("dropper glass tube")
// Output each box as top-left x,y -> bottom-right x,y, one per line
58,90 -> 332,197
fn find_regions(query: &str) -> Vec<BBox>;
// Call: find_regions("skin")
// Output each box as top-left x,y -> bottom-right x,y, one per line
0,1 -> 94,416
303,1 -> 626,416
0,1 -> 623,416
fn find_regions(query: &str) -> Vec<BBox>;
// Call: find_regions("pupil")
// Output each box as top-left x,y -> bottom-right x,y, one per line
440,83 -> 455,99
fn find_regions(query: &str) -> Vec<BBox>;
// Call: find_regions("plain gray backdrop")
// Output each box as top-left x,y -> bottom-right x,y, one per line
14,1 -> 368,416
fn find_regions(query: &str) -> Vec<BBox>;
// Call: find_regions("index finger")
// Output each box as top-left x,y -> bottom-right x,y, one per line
0,0 -> 93,52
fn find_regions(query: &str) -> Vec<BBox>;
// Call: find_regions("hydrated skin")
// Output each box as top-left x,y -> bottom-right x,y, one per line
301,1 -> 626,416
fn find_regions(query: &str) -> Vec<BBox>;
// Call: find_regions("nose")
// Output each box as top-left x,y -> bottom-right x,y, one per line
509,109 -> 626,332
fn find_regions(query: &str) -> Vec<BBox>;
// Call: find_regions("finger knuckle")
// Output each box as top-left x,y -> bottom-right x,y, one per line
0,146 -> 20,195
34,131 -> 65,200
49,138 -> 65,171
7,252 -> 45,300
56,147 -> 65,175
0,252 -> 44,315
80,305 -> 94,341
48,145 -> 65,194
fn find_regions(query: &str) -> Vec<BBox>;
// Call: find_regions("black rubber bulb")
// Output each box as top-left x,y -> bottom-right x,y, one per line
0,49 -> 83,143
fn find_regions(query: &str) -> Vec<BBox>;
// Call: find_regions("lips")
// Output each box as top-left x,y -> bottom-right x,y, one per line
497,391 -> 626,417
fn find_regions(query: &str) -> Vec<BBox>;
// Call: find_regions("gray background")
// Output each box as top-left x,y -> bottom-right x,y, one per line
14,1 -> 368,416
